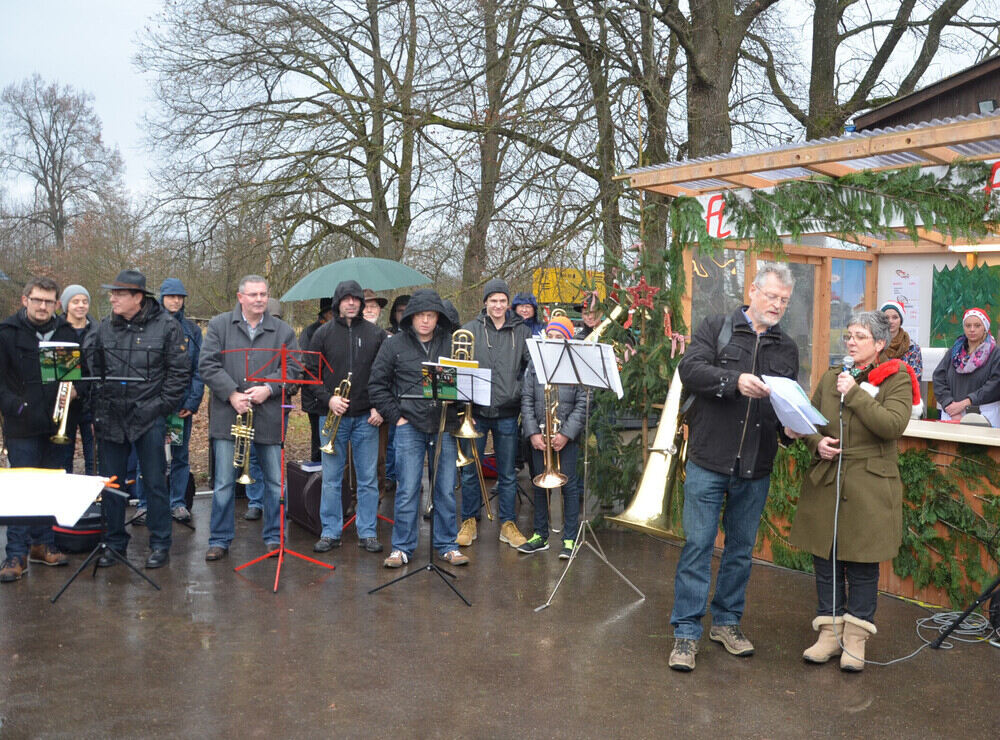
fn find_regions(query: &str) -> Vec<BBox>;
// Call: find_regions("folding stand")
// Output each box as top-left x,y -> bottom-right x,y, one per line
52,487 -> 160,603
931,573 -> 1000,648
369,366 -> 471,606
228,345 -> 335,592
530,338 -> 645,612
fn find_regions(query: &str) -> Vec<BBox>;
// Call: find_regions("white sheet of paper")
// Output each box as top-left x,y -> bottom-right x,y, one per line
0,471 -> 107,526
457,367 -> 492,406
526,338 -> 624,398
762,374 -> 828,435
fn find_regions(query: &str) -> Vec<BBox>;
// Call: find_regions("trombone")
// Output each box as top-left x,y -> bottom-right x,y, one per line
450,329 -> 493,521
50,382 -> 73,445
319,372 -> 353,455
232,408 -> 255,485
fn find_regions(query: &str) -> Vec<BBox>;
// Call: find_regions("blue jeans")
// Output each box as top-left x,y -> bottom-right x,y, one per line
385,424 -> 397,482
246,446 -> 264,509
134,416 -> 193,510
530,441 -> 580,542
391,422 -> 458,557
62,412 -> 96,475
670,460 -> 770,640
319,414 -> 380,539
460,415 -> 518,523
99,419 -> 171,553
5,434 -> 63,559
209,438 -> 281,548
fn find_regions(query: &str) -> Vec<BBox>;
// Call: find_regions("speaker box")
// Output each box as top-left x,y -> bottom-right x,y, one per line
286,462 -> 322,536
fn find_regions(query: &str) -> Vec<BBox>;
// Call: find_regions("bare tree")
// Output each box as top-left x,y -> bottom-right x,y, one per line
0,74 -> 123,250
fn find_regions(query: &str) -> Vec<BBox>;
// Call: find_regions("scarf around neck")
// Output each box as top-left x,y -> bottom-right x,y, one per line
951,333 -> 996,374
885,328 -> 911,361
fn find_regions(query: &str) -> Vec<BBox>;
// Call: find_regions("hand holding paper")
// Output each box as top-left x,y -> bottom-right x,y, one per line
762,374 -> 828,436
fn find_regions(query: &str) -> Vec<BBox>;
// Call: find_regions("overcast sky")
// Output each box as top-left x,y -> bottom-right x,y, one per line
0,0 -> 161,195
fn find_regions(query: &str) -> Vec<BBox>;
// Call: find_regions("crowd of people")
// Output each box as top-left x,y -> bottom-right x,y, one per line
1,263 -> 994,675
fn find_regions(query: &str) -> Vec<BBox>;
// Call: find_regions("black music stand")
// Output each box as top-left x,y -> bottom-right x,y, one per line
228,345 -> 335,592
369,365 -> 471,606
528,337 -> 645,612
51,485 -> 160,602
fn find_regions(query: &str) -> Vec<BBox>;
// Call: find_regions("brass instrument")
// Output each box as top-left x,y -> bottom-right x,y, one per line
583,305 -> 624,343
50,382 -> 72,445
232,408 -> 255,485
449,329 -> 493,521
533,384 -> 568,489
319,372 -> 353,455
551,308 -> 568,318
607,366 -> 687,539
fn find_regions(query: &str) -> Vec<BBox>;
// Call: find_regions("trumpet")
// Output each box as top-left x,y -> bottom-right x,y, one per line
450,329 -> 493,520
320,372 -> 353,455
232,408 -> 255,485
50,382 -> 72,445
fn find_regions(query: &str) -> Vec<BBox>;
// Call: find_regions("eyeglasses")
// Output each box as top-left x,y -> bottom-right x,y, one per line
760,291 -> 790,307
27,297 -> 57,306
842,331 -> 873,343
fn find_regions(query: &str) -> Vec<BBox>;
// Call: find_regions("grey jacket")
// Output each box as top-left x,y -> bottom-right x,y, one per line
199,306 -> 299,444
932,340 -> 1000,411
461,310 -> 530,418
520,360 -> 588,442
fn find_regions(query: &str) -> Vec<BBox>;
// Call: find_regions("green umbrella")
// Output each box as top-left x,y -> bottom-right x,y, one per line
280,257 -> 432,301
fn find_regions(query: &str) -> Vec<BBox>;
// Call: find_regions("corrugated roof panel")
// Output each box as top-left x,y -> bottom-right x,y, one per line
679,178 -> 731,190
840,151 -> 928,170
951,138 -> 1000,156
756,166 -> 815,181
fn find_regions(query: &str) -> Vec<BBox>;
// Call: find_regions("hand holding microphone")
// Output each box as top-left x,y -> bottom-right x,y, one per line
838,355 -> 855,402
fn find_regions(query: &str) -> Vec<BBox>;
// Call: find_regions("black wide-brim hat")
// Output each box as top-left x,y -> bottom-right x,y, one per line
101,268 -> 153,295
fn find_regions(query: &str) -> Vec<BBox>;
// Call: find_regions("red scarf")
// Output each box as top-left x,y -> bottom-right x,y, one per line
868,359 -> 921,406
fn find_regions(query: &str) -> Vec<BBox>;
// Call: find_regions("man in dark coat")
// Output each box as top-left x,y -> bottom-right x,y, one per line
668,263 -> 799,672
0,277 -> 78,581
199,274 -> 299,561
306,280 -> 386,554
300,297 -> 333,463
368,289 -> 468,568
84,269 -> 190,570
456,278 -> 531,550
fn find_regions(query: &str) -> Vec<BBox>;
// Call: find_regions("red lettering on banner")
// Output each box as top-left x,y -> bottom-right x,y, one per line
705,194 -> 731,238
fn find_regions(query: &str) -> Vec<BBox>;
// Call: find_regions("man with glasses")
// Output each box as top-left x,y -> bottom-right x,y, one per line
667,263 -> 799,672
84,269 -> 190,570
0,277 -> 80,581
200,275 -> 298,562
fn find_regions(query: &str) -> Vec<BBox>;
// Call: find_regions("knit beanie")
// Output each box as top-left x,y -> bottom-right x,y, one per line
545,316 -> 575,340
60,284 -> 90,312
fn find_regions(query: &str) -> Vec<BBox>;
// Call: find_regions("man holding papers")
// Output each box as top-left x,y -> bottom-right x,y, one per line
668,263 -> 799,672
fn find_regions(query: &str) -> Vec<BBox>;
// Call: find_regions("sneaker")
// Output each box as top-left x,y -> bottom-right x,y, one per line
171,505 -> 192,523
313,537 -> 341,552
709,625 -> 755,656
499,521 -> 527,548
517,534 -> 548,554
0,556 -> 27,583
132,508 -> 147,526
668,638 -> 698,672
28,544 -> 68,566
244,506 -> 263,521
358,537 -> 383,553
559,539 -> 575,559
441,549 -> 470,566
456,517 -> 477,547
384,550 -> 409,568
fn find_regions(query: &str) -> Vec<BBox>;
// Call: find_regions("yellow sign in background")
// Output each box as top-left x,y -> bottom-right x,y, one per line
532,268 -> 605,304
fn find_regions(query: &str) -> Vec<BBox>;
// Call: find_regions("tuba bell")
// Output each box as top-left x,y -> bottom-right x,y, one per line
607,366 -> 686,540
232,408 -> 255,485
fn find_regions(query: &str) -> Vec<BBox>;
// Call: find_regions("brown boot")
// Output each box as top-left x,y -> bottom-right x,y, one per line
840,614 -> 876,672
802,616 -> 844,663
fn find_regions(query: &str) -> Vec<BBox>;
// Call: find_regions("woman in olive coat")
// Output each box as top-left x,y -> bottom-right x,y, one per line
786,310 -> 913,672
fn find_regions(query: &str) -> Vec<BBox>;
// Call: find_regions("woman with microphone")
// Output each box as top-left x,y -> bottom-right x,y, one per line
785,311 -> 917,671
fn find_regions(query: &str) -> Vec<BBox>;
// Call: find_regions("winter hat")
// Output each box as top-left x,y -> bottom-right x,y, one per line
879,300 -> 904,320
60,284 -> 90,312
482,278 -> 510,303
545,316 -> 575,340
964,307 -> 991,334
363,288 -> 388,307
159,277 -> 188,299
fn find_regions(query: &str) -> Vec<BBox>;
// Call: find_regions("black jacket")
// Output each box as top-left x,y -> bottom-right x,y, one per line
84,298 -> 191,443
306,314 -> 385,417
368,289 -> 459,434
461,309 -> 530,418
678,307 -> 799,479
0,310 -> 79,439
299,318 -> 327,414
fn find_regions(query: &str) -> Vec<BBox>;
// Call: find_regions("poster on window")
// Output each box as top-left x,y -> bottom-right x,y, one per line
889,270 -> 921,345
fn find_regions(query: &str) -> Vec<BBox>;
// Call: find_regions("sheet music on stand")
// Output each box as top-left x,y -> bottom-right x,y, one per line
526,338 -> 624,398
421,362 -> 492,406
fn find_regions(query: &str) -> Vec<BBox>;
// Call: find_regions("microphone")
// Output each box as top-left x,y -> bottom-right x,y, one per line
841,355 -> 854,403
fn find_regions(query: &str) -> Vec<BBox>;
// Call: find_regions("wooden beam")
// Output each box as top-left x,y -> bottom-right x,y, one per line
811,258 -> 833,393
712,239 -> 874,261
865,258 -> 878,311
682,247 -> 694,334
913,146 -> 960,164
719,173 -> 774,189
805,162 -> 855,177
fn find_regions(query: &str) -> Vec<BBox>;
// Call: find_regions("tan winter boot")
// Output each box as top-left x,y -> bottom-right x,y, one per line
840,614 -> 876,672
802,616 -> 844,664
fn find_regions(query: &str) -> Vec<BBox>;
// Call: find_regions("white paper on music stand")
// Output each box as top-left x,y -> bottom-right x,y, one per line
526,338 -> 624,399
0,471 -> 107,526
762,374 -> 828,435
456,367 -> 492,406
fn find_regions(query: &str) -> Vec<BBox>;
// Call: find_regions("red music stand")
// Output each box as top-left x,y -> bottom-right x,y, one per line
223,345 -> 336,592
